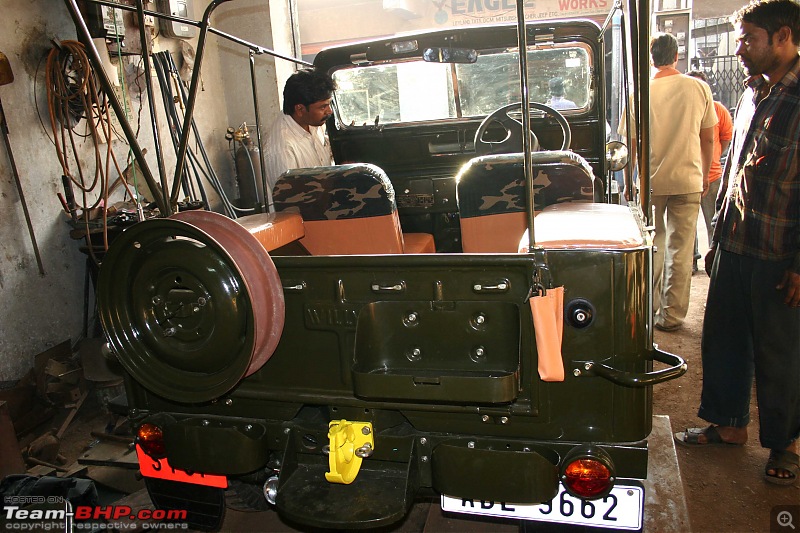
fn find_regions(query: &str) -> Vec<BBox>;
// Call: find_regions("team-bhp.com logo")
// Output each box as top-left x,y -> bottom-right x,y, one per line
3,496 -> 188,531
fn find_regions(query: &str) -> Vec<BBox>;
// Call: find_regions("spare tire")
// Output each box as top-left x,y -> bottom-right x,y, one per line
97,215 -> 284,404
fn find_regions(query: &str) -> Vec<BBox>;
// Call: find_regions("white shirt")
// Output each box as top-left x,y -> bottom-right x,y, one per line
547,96 -> 577,110
264,113 -> 333,192
617,73 -> 717,195
647,74 -> 717,195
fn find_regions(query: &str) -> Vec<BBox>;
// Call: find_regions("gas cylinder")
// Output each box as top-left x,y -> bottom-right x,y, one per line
230,124 -> 264,209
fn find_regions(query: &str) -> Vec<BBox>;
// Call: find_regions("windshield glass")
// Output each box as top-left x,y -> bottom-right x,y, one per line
332,44 -> 592,126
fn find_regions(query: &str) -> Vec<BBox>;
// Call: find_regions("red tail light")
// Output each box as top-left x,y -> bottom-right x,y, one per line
137,422 -> 166,459
563,458 -> 612,498
560,445 -> 615,499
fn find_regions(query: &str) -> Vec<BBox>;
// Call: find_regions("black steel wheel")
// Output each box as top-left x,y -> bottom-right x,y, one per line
97,218 -> 262,403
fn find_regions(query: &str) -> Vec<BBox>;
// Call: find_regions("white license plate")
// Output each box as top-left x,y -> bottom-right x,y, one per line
441,483 -> 643,530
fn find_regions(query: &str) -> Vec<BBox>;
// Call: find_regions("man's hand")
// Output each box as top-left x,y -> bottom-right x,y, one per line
777,270 -> 800,307
704,244 -> 717,277
701,177 -> 710,197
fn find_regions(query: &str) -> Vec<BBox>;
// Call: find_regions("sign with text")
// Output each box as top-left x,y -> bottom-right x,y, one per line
299,0 -> 611,56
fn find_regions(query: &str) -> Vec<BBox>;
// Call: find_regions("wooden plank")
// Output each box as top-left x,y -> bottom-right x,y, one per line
56,390 -> 89,439
34,340 -> 72,396
77,440 -> 138,469
86,466 -> 145,495
27,464 -> 57,477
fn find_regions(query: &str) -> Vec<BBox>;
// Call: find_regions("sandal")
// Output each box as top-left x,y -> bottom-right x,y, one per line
765,449 -> 799,486
673,426 -> 745,447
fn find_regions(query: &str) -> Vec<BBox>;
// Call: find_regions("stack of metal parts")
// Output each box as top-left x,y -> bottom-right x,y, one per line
150,51 -> 252,218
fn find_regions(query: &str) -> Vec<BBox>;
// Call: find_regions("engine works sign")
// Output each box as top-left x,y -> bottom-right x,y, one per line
298,0 -> 610,56
433,0 -> 611,25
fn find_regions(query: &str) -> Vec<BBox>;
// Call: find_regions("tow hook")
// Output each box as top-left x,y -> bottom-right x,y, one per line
325,420 -> 374,484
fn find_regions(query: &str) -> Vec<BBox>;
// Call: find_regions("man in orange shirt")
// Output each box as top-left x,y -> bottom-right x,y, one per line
687,70 -> 734,266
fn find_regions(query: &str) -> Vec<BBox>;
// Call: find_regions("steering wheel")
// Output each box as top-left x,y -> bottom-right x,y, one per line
474,101 -> 572,156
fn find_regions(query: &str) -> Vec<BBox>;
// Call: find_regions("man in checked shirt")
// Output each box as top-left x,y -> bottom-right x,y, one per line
674,0 -> 800,486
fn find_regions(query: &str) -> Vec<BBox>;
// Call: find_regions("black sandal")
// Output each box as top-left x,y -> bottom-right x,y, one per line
765,449 -> 799,486
673,426 -> 744,447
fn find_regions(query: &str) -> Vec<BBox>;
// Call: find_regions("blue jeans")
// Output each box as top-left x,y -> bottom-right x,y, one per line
699,248 -> 800,450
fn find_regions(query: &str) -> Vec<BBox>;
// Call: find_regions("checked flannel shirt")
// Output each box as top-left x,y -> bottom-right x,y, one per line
714,54 -> 800,274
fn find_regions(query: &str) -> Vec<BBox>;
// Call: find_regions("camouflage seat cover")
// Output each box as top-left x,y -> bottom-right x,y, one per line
273,164 -> 396,221
456,151 -> 595,219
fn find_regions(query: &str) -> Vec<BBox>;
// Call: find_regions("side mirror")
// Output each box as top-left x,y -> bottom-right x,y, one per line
605,141 -> 629,171
423,47 -> 478,64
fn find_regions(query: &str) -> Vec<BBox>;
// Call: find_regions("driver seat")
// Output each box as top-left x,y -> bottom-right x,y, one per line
456,151 -> 595,253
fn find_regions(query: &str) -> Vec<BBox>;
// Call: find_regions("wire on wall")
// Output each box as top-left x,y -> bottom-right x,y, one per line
45,40 -> 135,265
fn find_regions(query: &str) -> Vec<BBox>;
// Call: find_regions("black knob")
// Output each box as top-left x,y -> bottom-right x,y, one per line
566,299 -> 595,329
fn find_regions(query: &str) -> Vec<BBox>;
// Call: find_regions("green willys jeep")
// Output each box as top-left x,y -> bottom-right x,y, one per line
64,0 -> 683,529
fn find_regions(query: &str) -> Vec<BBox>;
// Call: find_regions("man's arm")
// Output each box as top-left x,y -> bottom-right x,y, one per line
705,103 -> 735,276
777,269 -> 800,307
264,152 -> 291,194
777,173 -> 800,305
264,120 -> 296,192
720,140 -> 731,158
617,102 -> 636,200
717,103 -> 733,146
621,134 -> 637,201
718,105 -> 733,163
699,126 -> 715,196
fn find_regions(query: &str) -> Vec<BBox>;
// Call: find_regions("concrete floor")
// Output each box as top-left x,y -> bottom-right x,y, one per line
115,415 -> 687,532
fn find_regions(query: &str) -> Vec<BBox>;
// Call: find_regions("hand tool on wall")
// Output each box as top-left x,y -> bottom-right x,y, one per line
0,51 -> 45,276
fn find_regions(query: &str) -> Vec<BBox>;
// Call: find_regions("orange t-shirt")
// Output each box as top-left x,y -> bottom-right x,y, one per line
710,101 -> 733,183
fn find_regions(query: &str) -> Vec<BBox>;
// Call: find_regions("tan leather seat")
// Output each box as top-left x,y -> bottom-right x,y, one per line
272,163 -> 435,255
456,151 -> 596,253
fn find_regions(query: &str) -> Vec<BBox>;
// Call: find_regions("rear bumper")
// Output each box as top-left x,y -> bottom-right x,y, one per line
141,411 -> 648,529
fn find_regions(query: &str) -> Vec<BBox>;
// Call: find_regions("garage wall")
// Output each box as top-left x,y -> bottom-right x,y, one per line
215,0 -> 290,131
0,0 -> 88,383
0,0 -> 292,383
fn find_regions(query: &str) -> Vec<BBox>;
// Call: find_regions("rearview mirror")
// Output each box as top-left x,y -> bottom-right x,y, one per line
423,47 -> 478,64
605,141 -> 629,171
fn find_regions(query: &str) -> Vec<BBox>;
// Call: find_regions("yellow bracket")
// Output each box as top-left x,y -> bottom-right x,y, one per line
325,419 -> 374,484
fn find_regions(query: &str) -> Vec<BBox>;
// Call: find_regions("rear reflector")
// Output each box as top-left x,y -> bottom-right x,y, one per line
137,422 -> 166,459
563,458 -> 612,498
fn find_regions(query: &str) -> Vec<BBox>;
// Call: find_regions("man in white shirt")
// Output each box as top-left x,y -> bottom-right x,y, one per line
546,77 -> 577,110
264,69 -> 337,194
619,33 -> 716,331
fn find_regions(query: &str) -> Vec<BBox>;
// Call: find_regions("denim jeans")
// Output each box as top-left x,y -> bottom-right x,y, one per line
699,248 -> 800,450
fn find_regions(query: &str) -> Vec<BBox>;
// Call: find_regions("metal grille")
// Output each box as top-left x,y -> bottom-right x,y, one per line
690,17 -> 745,111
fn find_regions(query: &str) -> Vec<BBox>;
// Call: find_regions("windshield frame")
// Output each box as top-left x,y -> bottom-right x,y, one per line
329,40 -> 595,128
332,40 -> 598,127
315,20 -> 604,129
